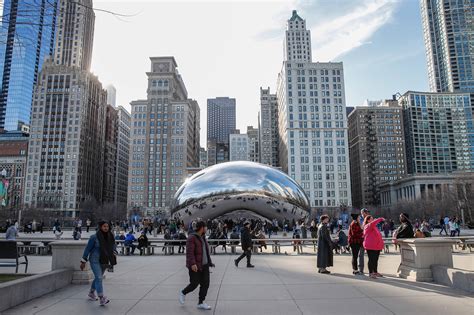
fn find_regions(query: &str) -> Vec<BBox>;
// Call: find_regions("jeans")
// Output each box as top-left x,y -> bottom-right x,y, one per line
439,225 -> 448,235
367,250 -> 380,274
90,262 -> 106,295
236,249 -> 252,266
350,243 -> 362,271
182,264 -> 210,304
358,246 -> 365,272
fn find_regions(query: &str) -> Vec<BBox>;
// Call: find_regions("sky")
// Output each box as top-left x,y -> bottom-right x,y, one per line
88,0 -> 429,144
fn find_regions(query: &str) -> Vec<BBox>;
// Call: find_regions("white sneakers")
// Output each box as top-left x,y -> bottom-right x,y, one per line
197,303 -> 212,310
179,291 -> 211,310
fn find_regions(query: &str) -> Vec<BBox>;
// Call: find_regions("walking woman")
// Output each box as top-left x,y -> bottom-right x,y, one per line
348,213 -> 364,275
316,215 -> 333,274
363,215 -> 384,279
80,221 -> 117,306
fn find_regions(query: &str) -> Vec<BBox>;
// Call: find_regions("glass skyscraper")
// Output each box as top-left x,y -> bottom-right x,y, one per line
420,0 -> 474,93
0,0 -> 58,131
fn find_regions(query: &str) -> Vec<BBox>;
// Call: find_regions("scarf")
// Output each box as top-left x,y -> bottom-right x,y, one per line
97,230 -> 116,266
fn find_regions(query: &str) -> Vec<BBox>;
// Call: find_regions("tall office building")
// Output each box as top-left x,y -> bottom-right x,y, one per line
0,0 -> 58,131
348,99 -> 407,208
23,61 -> 107,216
106,85 -> 117,107
420,0 -> 474,93
260,87 -> 279,166
53,0 -> 95,71
199,147 -> 208,169
128,57 -> 200,213
229,132 -> 249,161
277,10 -> 352,210
115,106 -> 130,208
207,97 -> 236,144
23,0 -> 109,216
247,125 -> 259,162
399,90 -> 474,174
103,104 -> 118,204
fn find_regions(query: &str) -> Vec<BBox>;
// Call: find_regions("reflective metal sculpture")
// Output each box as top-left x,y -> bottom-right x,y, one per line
171,161 -> 311,224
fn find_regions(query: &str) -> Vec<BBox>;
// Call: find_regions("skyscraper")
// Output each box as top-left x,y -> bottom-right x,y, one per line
348,99 -> 407,208
229,132 -> 249,161
207,97 -> 236,144
128,57 -> 200,213
115,106 -> 130,209
23,61 -> 107,216
106,85 -> 117,107
53,0 -> 95,71
0,0 -> 58,131
420,0 -> 474,93
23,0 -> 109,217
399,90 -> 474,174
260,87 -> 279,166
247,125 -> 259,163
277,10 -> 352,210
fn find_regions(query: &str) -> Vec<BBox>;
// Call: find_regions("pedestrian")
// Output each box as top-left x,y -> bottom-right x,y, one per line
73,226 -> 82,240
394,213 -> 414,239
179,220 -> 215,310
54,226 -> 64,239
348,213 -> 364,275
234,221 -> 254,268
124,230 -> 137,254
316,214 -> 333,274
80,221 -> 117,306
86,218 -> 92,233
358,208 -> 370,273
444,215 -> 450,235
5,223 -> 18,240
382,220 -> 391,238
363,215 -> 385,279
455,217 -> 461,236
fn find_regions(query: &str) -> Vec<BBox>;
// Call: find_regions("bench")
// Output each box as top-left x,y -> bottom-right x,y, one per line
0,241 -> 28,273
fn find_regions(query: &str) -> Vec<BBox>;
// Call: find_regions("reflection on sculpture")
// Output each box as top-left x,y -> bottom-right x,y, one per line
170,161 -> 311,224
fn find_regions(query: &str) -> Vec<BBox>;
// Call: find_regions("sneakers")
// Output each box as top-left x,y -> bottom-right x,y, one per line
234,259 -> 239,267
246,264 -> 255,268
99,296 -> 110,306
87,291 -> 98,301
374,272 -> 384,277
179,291 -> 185,305
369,273 -> 378,279
197,303 -> 212,310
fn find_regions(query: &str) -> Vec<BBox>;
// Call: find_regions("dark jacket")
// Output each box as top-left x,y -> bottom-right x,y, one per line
348,221 -> 363,245
317,223 -> 333,268
186,233 -> 212,271
240,227 -> 253,250
395,222 -> 414,239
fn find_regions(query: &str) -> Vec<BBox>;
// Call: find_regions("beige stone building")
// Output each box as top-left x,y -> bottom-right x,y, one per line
128,57 -> 200,213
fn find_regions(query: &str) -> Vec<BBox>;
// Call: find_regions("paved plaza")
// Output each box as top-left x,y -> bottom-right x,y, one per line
2,251 -> 473,315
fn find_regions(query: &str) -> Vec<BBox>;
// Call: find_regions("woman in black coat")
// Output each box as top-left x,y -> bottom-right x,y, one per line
317,215 -> 333,274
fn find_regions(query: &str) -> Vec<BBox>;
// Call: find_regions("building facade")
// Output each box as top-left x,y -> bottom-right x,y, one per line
53,0 -> 94,71
420,0 -> 474,93
199,147 -> 208,169
0,131 -> 28,209
348,99 -> 407,208
115,106 -> 130,208
277,10 -> 352,210
0,0 -> 58,131
399,91 -> 474,174
106,85 -> 117,107
260,87 -> 279,166
207,97 -> 236,144
247,126 -> 259,163
229,133 -> 249,161
127,57 -> 200,213
23,61 -> 107,216
379,172 -> 474,210
103,104 -> 118,204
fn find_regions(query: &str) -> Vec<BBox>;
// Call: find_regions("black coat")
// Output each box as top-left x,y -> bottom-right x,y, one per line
240,227 -> 252,250
395,222 -> 414,239
317,223 -> 333,268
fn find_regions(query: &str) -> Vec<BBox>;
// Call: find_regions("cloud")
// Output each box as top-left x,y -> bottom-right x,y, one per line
310,0 -> 399,61
260,0 -> 400,61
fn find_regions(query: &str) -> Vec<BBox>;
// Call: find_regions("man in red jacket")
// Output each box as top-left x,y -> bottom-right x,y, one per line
179,220 -> 215,310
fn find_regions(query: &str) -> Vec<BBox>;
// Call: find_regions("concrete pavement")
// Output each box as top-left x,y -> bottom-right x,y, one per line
2,253 -> 473,314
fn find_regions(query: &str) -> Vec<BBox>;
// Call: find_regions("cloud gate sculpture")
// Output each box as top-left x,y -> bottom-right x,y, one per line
170,161 -> 311,224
